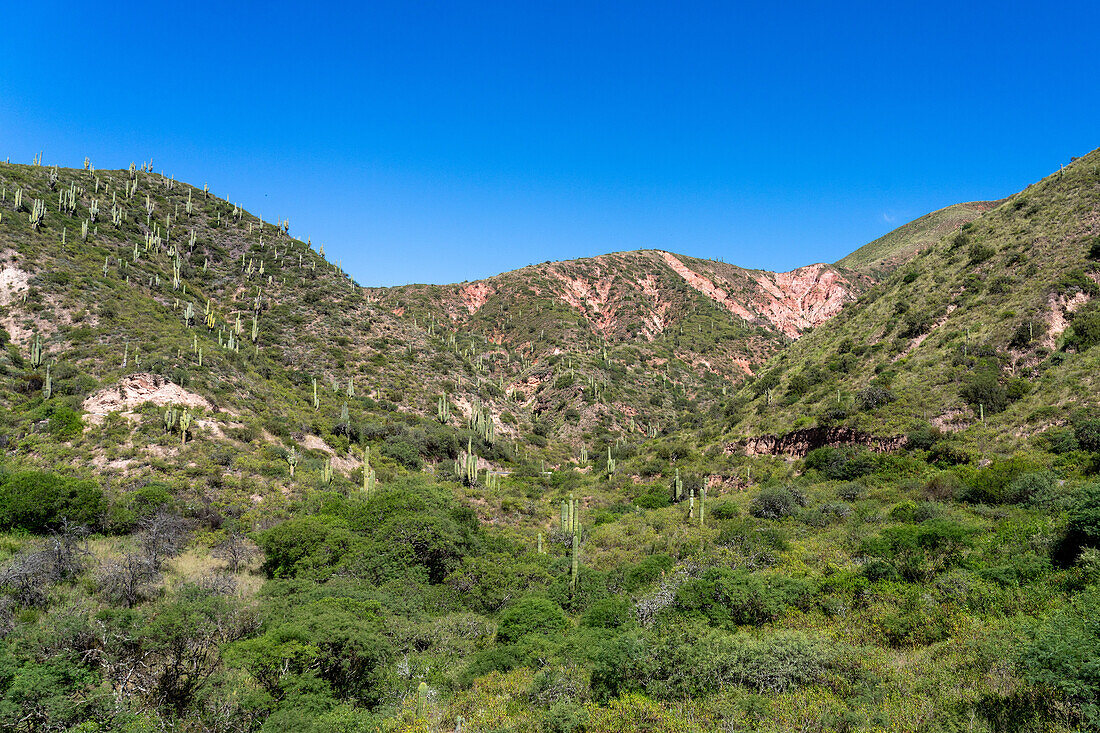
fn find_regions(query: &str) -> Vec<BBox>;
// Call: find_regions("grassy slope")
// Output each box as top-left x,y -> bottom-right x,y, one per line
837,201 -> 1001,276
733,148 -> 1100,450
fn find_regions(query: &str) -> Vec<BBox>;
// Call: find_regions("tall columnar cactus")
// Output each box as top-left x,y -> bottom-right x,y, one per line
537,533 -> 544,554
42,365 -> 52,400
437,394 -> 450,423
312,378 -> 319,409
689,488 -> 695,520
321,459 -> 333,486
362,446 -> 376,496
164,408 -> 178,433
673,467 -> 683,502
29,198 -> 46,230
700,486 -> 707,527
286,446 -> 299,477
179,411 -> 193,446
29,334 -> 44,370
416,681 -> 428,717
571,528 -> 580,593
606,446 -> 616,477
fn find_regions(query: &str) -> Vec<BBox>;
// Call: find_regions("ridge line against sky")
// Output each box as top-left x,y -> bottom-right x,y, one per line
1,1 -> 1098,287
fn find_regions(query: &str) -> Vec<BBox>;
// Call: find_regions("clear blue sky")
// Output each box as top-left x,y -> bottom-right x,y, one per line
1,1 -> 1097,286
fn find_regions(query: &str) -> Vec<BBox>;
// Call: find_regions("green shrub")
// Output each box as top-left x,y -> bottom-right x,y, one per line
1056,483 -> 1100,566
581,597 -> 632,629
961,370 -> 1009,415
861,519 -> 976,582
961,456 -> 1044,504
1074,418 -> 1100,453
496,596 -> 568,644
1067,305 -> 1100,352
0,471 -> 105,532
804,447 -> 878,480
969,242 -> 995,264
674,567 -> 811,627
749,486 -> 799,519
1019,586 -> 1100,728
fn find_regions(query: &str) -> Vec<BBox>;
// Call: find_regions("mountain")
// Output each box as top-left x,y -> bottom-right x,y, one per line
836,200 -> 1001,276
3,151 -> 1100,733
732,148 -> 1100,454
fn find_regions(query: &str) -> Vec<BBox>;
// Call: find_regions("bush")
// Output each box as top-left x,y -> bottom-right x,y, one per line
496,596 -> 567,644
1041,427 -> 1080,454
1019,587 -> 1100,728
861,520 -> 976,582
718,630 -> 837,693
581,597 -> 631,629
1089,236 -> 1100,261
674,567 -> 811,627
46,405 -> 83,439
0,471 -> 105,532
1074,418 -> 1100,453
749,487 -> 798,519
857,386 -> 894,411
969,242 -> 995,264
960,456 -> 1044,504
805,447 -> 878,480
907,424 -> 942,451
1055,483 -> 1100,566
922,472 -> 962,502
960,371 -> 1009,414
1066,305 -> 1100,352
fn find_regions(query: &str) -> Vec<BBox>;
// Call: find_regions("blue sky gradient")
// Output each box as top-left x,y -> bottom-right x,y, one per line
1,1 -> 1097,285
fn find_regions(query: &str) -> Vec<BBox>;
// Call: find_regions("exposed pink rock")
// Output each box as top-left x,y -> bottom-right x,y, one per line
751,265 -> 859,338
658,252 -> 757,322
459,281 -> 495,315
659,253 -> 859,339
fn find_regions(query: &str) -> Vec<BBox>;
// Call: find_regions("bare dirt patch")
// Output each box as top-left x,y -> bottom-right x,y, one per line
83,373 -> 217,424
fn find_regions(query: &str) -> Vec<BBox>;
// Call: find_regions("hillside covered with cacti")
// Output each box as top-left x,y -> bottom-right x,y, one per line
1,150 -> 1100,733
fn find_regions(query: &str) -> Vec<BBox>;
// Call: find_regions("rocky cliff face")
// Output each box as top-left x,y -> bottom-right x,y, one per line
730,426 -> 908,458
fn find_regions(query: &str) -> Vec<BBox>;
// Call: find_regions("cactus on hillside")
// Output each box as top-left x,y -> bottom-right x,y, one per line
286,446 -> 299,478
362,446 -> 376,496
29,334 -> 44,370
164,408 -> 178,433
416,681 -> 428,717
29,198 -> 46,230
179,411 -> 193,445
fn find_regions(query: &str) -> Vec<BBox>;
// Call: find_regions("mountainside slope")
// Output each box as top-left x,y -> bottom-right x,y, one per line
837,200 -> 1000,276
733,148 -> 1100,452
378,249 -> 870,378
